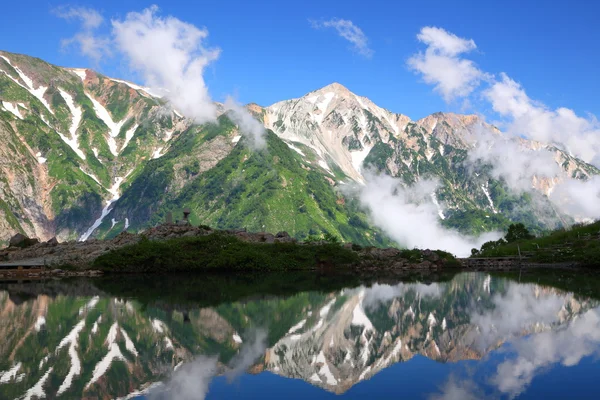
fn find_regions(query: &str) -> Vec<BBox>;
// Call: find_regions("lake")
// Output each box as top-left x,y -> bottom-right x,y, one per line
0,270 -> 599,399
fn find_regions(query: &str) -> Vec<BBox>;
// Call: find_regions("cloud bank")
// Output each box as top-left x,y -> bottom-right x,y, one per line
408,26 -> 600,221
356,173 -> 500,256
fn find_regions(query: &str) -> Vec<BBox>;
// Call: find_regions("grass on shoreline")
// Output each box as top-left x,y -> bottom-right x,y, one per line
476,221 -> 600,266
93,233 -> 360,273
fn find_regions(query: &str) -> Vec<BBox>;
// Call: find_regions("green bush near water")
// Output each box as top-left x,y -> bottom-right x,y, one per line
93,233 -> 360,273
473,220 -> 600,266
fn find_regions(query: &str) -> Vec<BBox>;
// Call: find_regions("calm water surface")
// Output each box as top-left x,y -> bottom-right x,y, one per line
0,271 -> 599,399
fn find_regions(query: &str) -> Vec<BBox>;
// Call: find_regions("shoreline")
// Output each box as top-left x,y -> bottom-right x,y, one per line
0,261 -> 593,282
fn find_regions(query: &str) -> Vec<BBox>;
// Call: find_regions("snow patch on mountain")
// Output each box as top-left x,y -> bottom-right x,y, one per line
79,296 -> 100,315
87,344 -> 126,389
79,176 -> 126,241
0,362 -> 22,384
320,298 -> 336,317
85,92 -> 127,157
2,101 -> 23,119
152,319 -> 166,333
79,167 -> 101,186
22,367 -> 52,400
36,152 -> 47,164
56,320 -> 85,395
70,68 -> 87,81
481,182 -> 498,214
286,142 -> 306,156
121,124 -> 139,152
34,316 -> 46,331
121,328 -> 138,357
57,88 -> 85,159
313,92 -> 335,124
430,192 -> 446,220
0,55 -> 53,114
287,319 -> 307,334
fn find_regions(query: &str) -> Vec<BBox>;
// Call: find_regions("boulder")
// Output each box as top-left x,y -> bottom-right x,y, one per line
46,237 -> 59,246
275,231 -> 290,238
9,233 -> 39,249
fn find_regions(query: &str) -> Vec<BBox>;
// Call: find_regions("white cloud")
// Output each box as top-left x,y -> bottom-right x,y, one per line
467,127 -> 561,193
148,356 -> 217,400
549,176 -> 600,220
55,6 -> 110,62
416,27 -> 477,57
112,5 -> 219,124
355,173 -> 500,257
408,27 -> 484,101
491,307 -> 600,397
224,97 -> 267,149
310,18 -> 373,58
485,73 -> 600,166
363,282 -> 443,310
55,6 -> 104,29
57,5 -> 268,142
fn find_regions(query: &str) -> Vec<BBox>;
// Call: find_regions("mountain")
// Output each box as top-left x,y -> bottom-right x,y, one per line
0,273 -> 595,398
0,50 -> 598,246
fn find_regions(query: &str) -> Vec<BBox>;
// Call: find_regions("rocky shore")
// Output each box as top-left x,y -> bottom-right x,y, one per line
0,224 -> 456,272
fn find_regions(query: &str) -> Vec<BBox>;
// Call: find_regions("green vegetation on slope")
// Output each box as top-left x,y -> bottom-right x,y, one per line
109,118 -> 389,246
474,221 -> 600,266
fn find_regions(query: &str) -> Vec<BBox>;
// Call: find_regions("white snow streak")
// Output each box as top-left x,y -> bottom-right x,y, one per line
55,320 -> 85,395
86,343 -> 126,389
85,92 -> 127,156
70,68 -> 87,81
430,192 -> 446,220
22,367 -> 52,400
313,92 -> 335,124
152,147 -> 164,159
121,329 -> 138,357
481,183 -> 498,214
79,176 -> 125,241
315,351 -> 337,385
152,319 -> 165,333
286,142 -> 306,156
1,101 -> 23,119
79,167 -> 101,186
287,319 -> 307,334
319,298 -> 336,317
34,316 -> 46,331
0,55 -> 53,114
36,152 -> 47,164
120,124 -> 139,152
56,88 -> 85,159
0,363 -> 22,384
79,296 -> 100,315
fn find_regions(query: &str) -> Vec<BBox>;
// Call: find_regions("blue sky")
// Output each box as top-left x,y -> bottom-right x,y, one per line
0,0 -> 598,120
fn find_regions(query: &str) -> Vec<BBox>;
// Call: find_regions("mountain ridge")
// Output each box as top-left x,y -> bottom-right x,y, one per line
0,50 -> 598,247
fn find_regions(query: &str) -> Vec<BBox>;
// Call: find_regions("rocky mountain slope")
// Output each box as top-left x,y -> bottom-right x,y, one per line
0,273 -> 595,398
1,50 -> 598,246
0,50 -> 188,244
260,83 -> 599,233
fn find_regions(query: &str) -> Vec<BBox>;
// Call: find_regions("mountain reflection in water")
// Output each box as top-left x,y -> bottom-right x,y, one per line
0,272 -> 599,399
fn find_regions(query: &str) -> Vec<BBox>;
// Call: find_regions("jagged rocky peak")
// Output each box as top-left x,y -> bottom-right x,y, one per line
263,82 -> 413,182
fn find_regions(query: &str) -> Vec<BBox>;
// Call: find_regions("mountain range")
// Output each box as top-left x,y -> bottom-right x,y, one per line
1,50 -> 597,246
